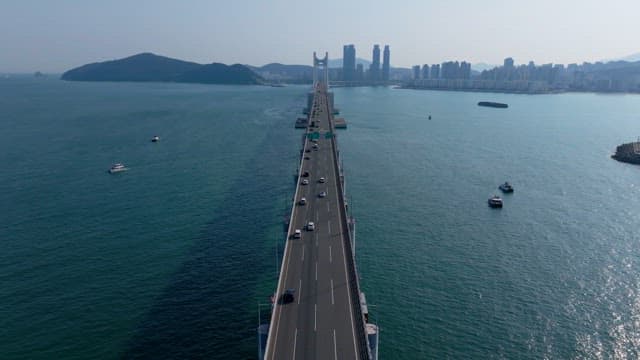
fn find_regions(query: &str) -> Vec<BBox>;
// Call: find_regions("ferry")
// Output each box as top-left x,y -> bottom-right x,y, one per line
108,163 -> 128,173
488,195 -> 503,208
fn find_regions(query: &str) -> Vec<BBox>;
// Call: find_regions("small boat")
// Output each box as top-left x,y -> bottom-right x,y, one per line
151,135 -> 160,142
108,163 -> 128,173
488,195 -> 503,208
428,115 -> 432,120
499,182 -> 514,193
478,101 -> 508,108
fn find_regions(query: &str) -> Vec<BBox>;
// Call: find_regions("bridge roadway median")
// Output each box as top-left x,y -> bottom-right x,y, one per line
264,88 -> 369,359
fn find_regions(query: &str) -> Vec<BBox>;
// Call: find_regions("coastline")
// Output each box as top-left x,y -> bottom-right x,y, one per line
398,84 -> 640,96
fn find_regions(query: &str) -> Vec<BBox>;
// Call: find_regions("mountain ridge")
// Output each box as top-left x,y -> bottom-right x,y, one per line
61,53 -> 263,85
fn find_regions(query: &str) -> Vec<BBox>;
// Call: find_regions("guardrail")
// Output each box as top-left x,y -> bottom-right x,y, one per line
263,99 -> 311,359
327,97 -> 372,360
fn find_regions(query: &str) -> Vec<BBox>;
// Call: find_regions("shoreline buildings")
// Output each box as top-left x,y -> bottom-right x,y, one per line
407,57 -> 640,94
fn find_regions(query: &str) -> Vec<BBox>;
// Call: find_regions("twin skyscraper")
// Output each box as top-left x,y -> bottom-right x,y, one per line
342,44 -> 390,83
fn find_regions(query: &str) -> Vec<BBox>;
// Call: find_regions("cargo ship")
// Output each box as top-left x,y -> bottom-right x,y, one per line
478,101 -> 508,108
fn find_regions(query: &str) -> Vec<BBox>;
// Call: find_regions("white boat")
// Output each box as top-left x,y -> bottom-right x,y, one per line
108,163 -> 128,173
488,195 -> 503,208
151,135 -> 160,142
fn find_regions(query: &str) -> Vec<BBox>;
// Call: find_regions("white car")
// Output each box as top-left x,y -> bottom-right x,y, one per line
318,191 -> 327,198
306,221 -> 315,231
299,197 -> 307,205
318,177 -> 325,183
301,179 -> 309,185
293,229 -> 302,239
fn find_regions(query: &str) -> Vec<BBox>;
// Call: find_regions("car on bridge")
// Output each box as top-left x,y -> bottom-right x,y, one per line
318,191 -> 327,198
281,288 -> 296,304
299,197 -> 307,205
318,177 -> 325,183
293,229 -> 301,239
306,221 -> 315,231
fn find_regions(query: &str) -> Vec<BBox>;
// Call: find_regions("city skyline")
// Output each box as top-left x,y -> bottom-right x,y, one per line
2,0 -> 640,73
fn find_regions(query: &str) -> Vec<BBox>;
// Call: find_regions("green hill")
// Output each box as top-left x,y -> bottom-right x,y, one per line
177,63 -> 262,84
61,53 -> 262,85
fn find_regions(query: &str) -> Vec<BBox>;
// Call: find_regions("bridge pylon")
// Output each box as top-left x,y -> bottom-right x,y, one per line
313,51 -> 329,90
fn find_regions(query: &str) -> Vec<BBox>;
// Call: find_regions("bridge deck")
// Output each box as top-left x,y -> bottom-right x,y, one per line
265,88 -> 365,359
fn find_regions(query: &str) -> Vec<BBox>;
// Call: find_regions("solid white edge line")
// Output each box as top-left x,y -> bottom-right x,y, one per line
265,99 -> 312,359
332,130 -> 359,357
314,304 -> 317,332
333,329 -> 338,360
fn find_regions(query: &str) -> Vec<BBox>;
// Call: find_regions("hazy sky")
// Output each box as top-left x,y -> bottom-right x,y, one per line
1,0 -> 638,72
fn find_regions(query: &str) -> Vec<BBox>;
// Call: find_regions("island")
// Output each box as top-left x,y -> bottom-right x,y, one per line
611,141 -> 640,165
61,53 -> 263,85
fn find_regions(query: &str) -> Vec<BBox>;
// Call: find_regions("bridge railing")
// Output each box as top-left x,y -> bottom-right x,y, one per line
327,96 -> 372,360
263,107 -> 311,359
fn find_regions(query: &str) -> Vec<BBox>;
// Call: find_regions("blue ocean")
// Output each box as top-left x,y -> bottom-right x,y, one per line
2,76 -> 640,359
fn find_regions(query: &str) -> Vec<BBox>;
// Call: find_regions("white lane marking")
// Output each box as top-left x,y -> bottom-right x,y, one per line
293,328 -> 298,359
328,221 -> 331,235
327,202 -> 330,213
316,233 -> 318,247
329,246 -> 332,263
298,279 -> 302,304
333,329 -> 338,360
301,246 -> 304,261
331,279 -> 335,305
314,304 -> 317,332
315,261 -> 318,281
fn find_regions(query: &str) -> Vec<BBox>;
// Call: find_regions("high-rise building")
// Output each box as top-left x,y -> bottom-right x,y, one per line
430,64 -> 440,79
370,45 -> 381,81
412,65 -> 421,80
504,57 -> 515,68
382,45 -> 390,82
441,61 -> 459,79
460,61 -> 471,79
342,44 -> 356,81
422,64 -> 430,79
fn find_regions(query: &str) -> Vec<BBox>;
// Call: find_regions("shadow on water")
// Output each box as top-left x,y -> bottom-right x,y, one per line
122,122 -> 296,359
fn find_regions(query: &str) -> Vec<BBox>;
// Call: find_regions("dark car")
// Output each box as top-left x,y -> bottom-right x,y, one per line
302,171 -> 310,177
281,288 -> 296,304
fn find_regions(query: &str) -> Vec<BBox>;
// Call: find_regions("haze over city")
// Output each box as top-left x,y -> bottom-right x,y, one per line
1,0 -> 639,73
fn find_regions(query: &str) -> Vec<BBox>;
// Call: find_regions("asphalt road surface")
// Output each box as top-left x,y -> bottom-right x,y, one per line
265,90 -> 362,359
